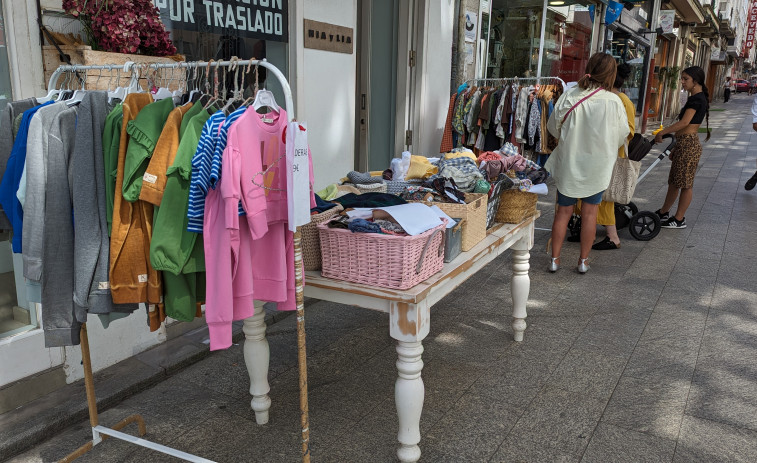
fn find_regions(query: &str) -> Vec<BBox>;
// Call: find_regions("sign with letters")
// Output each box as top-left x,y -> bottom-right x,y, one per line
303,19 -> 353,54
744,0 -> 757,55
151,0 -> 288,42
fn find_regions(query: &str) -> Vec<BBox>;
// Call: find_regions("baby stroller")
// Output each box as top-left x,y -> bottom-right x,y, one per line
568,134 -> 676,242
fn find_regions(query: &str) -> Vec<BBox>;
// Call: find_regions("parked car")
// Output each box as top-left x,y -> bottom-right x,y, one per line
735,79 -> 750,92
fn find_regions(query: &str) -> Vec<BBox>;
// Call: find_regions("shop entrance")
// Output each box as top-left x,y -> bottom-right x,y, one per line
356,0 -> 407,172
608,30 -> 649,113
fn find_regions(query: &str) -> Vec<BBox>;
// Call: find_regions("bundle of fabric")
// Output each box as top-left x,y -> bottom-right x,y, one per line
429,152 -> 483,192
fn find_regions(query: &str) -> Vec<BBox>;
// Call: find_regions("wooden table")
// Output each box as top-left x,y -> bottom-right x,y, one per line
242,213 -> 539,462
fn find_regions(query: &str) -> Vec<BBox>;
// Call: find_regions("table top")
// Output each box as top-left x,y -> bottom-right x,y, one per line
304,213 -> 539,308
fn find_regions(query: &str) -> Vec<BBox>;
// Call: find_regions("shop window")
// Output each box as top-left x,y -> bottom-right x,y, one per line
154,1 -> 289,104
609,33 -> 649,110
486,0 -> 594,82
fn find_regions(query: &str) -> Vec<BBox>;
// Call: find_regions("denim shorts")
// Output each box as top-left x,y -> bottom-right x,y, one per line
556,189 -> 604,207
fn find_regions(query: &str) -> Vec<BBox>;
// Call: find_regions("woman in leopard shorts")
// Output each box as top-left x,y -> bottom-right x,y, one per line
654,66 -> 711,229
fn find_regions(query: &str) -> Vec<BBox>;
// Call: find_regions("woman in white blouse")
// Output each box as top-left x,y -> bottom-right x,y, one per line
545,53 -> 630,274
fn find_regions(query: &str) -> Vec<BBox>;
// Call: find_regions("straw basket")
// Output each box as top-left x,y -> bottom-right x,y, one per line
318,219 -> 447,290
302,204 -> 343,271
495,190 -> 538,223
415,193 -> 487,251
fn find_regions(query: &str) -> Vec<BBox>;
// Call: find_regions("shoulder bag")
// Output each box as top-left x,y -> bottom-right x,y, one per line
602,137 -> 641,204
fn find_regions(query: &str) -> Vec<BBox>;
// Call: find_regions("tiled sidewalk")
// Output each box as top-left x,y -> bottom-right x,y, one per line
6,94 -> 757,462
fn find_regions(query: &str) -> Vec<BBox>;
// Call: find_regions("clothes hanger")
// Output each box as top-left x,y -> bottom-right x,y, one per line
203,60 -> 220,110
66,66 -> 86,106
149,65 -> 173,100
221,58 -> 242,114
251,61 -> 280,114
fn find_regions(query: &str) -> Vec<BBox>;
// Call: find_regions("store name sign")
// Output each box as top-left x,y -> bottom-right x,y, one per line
152,0 -> 288,42
744,0 -> 757,54
303,19 -> 353,54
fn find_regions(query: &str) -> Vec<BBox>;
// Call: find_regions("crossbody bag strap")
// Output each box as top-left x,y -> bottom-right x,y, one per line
561,87 -> 603,123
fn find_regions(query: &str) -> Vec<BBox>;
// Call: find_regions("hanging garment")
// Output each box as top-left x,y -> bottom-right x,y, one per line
21,102 -> 67,282
0,101 -> 54,253
139,102 -> 194,205
483,88 -> 504,151
527,95 -> 540,148
0,98 -> 37,230
439,93 -> 456,153
103,103 -> 123,236
41,105 -> 79,347
150,104 -> 211,322
109,92 -> 160,304
187,111 -> 226,233
514,86 -> 529,143
121,97 -> 175,202
71,92 -> 138,330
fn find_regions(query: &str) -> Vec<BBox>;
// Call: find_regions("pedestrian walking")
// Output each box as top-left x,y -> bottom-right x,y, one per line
724,77 -> 732,103
573,63 -> 636,251
746,92 -> 757,190
654,66 -> 711,229
545,53 -> 630,274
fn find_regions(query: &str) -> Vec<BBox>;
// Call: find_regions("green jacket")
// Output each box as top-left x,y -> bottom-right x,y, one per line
122,97 -> 175,202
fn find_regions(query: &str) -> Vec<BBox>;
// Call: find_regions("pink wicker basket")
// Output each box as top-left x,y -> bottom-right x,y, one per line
317,219 -> 447,290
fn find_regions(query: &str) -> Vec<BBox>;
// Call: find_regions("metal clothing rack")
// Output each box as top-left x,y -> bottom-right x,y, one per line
49,58 -> 311,463
464,75 -> 567,88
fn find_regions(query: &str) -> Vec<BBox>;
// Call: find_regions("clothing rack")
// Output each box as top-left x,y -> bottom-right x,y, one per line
49,59 -> 311,463
464,76 -> 567,87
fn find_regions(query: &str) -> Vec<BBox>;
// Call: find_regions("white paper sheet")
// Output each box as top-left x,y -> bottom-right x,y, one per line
525,183 -> 549,195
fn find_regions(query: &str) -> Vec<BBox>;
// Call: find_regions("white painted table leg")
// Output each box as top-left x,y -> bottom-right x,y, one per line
243,308 -> 271,424
395,341 -> 424,463
389,301 -> 430,463
511,234 -> 532,342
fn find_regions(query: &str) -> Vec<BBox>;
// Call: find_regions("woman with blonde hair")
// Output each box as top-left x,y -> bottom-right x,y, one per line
546,53 -> 630,274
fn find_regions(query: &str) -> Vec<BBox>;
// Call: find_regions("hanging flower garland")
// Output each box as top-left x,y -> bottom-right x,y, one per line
63,0 -> 177,56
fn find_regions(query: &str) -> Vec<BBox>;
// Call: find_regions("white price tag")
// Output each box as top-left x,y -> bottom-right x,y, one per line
138,274 -> 148,283
286,121 -> 311,231
143,172 -> 158,184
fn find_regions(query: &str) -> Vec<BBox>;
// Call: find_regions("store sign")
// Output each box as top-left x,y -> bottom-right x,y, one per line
658,10 -> 675,35
303,19 -> 353,54
151,0 -> 289,42
744,0 -> 757,55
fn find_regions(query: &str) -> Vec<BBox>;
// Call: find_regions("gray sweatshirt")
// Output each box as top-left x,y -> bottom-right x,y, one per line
22,102 -> 67,281
0,98 -> 37,230
42,105 -> 80,347
72,92 -> 137,323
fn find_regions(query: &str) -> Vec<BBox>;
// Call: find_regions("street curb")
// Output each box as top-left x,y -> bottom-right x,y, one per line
0,309 -> 295,463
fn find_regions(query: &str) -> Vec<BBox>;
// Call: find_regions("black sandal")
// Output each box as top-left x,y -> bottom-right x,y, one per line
592,236 -> 620,250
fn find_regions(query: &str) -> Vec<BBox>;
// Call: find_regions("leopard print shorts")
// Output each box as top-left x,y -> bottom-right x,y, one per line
668,133 -> 701,189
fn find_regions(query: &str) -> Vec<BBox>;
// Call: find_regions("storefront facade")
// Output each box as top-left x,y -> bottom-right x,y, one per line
0,0 -> 454,408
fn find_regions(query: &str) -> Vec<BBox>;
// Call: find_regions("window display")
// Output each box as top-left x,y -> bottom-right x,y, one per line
486,0 -> 594,82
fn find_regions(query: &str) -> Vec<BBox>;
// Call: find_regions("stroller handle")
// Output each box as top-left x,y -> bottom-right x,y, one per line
651,133 -> 676,151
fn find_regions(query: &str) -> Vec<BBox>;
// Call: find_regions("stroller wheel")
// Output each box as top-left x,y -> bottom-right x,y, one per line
614,202 -> 638,229
629,211 -> 661,241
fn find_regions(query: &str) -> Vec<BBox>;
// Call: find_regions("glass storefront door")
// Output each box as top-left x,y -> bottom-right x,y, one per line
486,0 -> 594,81
609,31 -> 649,111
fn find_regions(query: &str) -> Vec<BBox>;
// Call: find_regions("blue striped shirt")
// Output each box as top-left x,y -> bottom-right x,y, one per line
187,111 -> 225,233
210,106 -> 247,216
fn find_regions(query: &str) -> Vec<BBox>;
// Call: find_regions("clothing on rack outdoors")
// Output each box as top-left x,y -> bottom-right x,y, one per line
0,100 -> 54,253
0,98 -> 36,231
41,105 -> 79,347
139,102 -> 194,205
514,86 -> 530,143
71,92 -> 138,333
150,101 -> 213,323
440,93 -> 456,152
22,102 -> 67,283
109,92 -> 160,305
187,111 -> 225,233
103,103 -> 124,236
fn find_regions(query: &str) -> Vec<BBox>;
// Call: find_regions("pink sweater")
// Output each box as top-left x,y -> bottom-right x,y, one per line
205,108 -> 314,350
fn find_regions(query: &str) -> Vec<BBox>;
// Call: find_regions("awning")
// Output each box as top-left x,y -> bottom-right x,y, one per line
669,0 -> 705,23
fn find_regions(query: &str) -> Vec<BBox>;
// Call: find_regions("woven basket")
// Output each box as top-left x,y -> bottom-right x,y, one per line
495,190 -> 538,223
318,219 -> 447,290
485,178 -> 509,229
416,193 -> 487,251
302,204 -> 344,271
